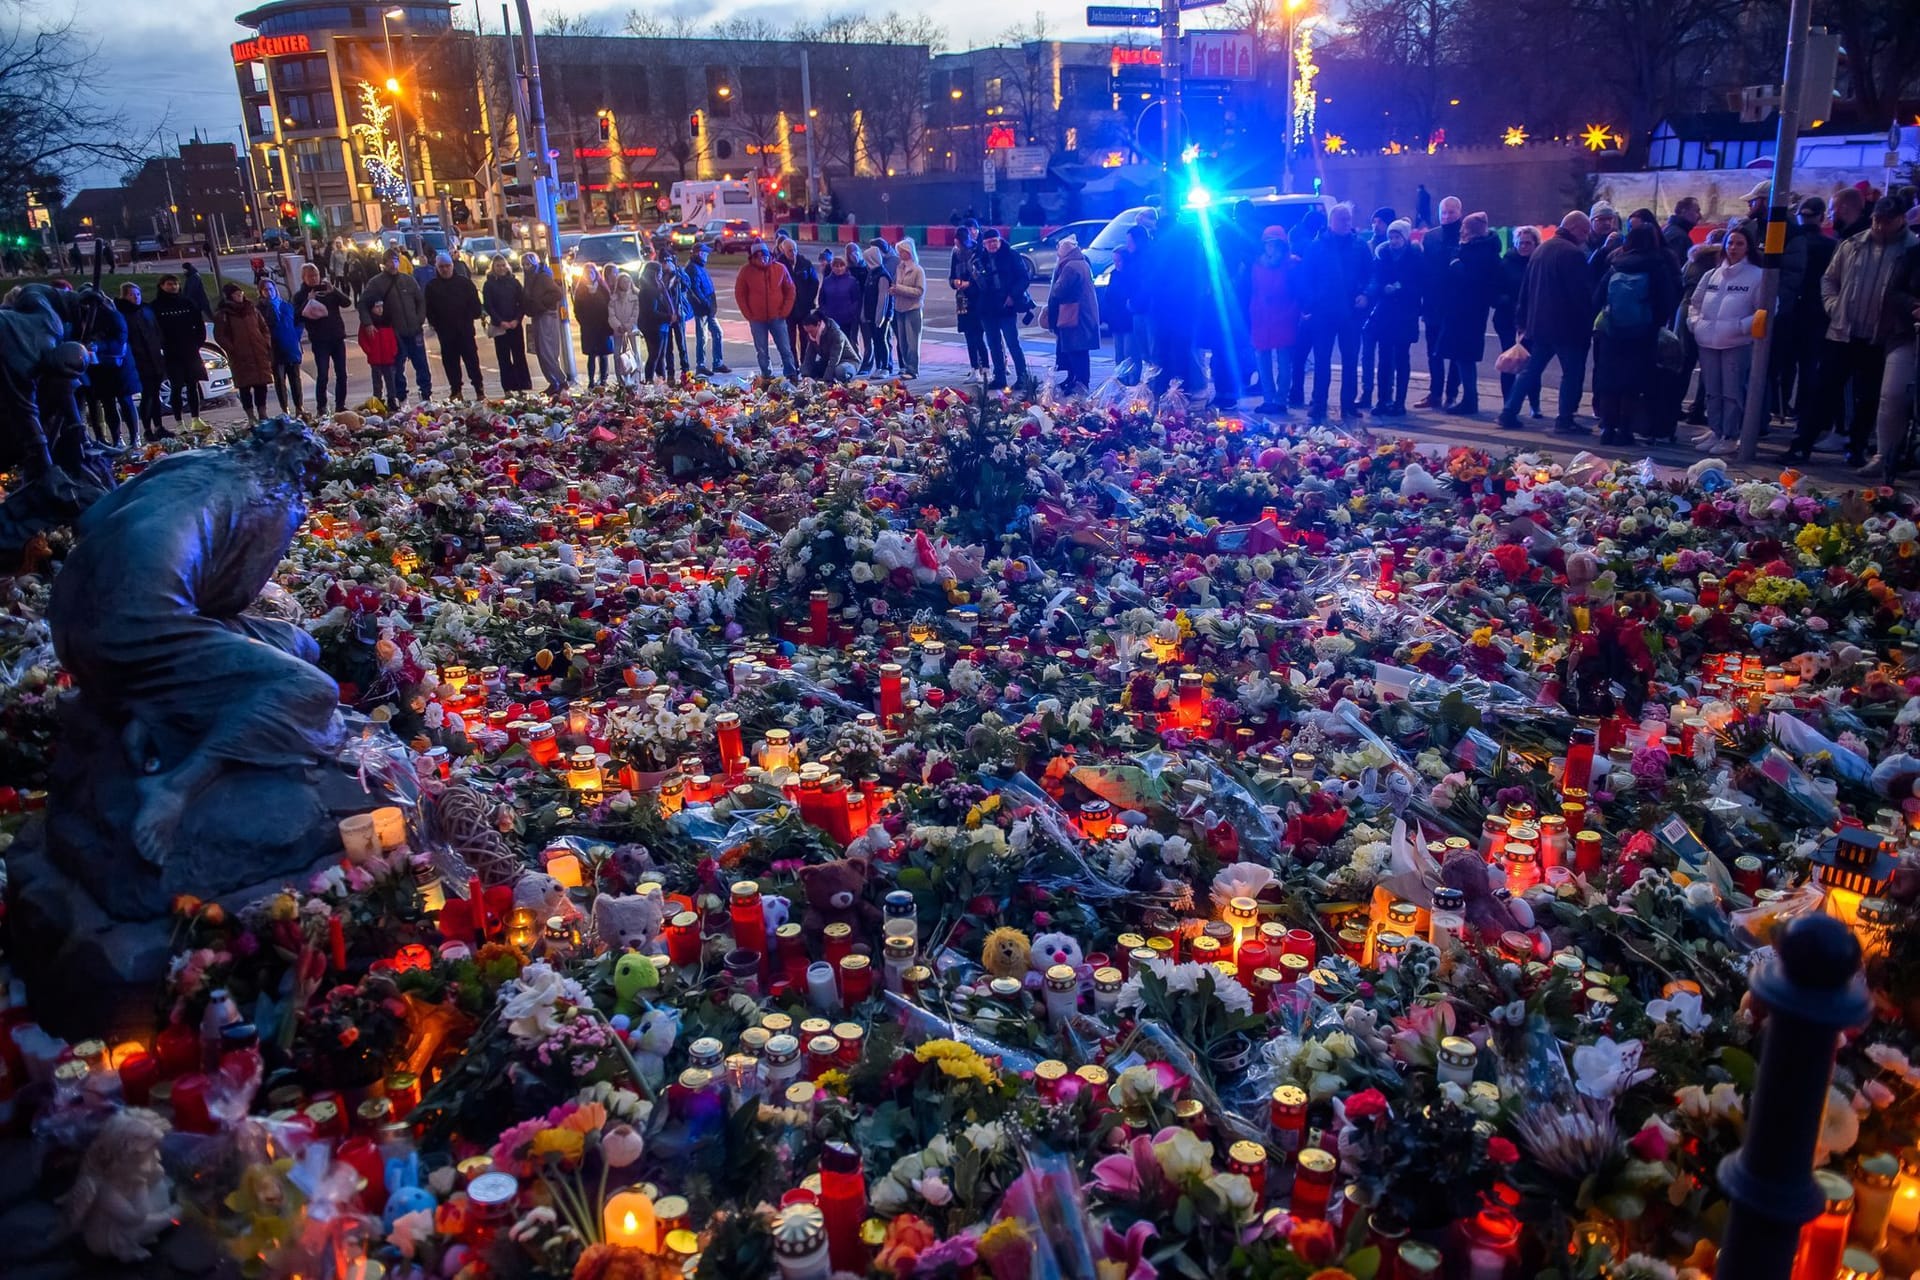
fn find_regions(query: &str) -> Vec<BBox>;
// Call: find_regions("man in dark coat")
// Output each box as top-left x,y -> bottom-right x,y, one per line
975,227 -> 1031,390
1662,197 -> 1700,274
1413,196 -> 1461,408
179,262 -> 212,321
1497,210 -> 1595,435
1776,197 -> 1838,426
1300,202 -> 1376,423
358,250 -> 430,403
422,253 -> 485,399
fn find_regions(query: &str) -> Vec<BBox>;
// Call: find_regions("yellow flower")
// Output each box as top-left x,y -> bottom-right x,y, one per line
1470,626 -> 1494,648
915,1039 -> 996,1086
530,1127 -> 585,1164
816,1069 -> 850,1096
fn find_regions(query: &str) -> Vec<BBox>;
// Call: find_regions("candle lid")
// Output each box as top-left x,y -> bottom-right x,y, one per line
806,1036 -> 841,1058
839,953 -> 871,972
1046,963 -> 1077,989
731,880 -> 760,899
1034,1060 -> 1068,1082
771,1203 -> 827,1254
1228,1140 -> 1267,1165
467,1171 -> 519,1209
1857,1151 -> 1899,1188
1438,1036 -> 1477,1066
1074,1064 -> 1111,1086
823,922 -> 852,940
1838,1248 -> 1881,1280
1816,1168 -> 1855,1211
1297,1148 -> 1336,1174
1093,966 -> 1123,988
785,1081 -> 818,1106
761,1013 -> 794,1035
989,977 -> 1024,999
1272,1083 -> 1308,1108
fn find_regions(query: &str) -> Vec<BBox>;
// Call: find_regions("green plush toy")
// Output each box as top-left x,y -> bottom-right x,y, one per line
613,950 -> 661,1016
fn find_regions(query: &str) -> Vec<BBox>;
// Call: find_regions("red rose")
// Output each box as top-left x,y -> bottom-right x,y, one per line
1288,1218 -> 1338,1264
1486,1136 -> 1520,1164
1626,1125 -> 1670,1162
1343,1088 -> 1389,1122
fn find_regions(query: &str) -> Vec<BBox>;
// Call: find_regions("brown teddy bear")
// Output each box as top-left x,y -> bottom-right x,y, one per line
981,927 -> 1031,981
798,855 -> 883,938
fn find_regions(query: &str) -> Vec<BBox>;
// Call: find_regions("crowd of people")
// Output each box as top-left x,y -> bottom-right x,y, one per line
1088,181 -> 1920,479
48,182 -> 1920,481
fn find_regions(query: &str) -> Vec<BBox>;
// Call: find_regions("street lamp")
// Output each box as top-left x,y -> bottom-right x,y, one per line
382,7 -> 420,221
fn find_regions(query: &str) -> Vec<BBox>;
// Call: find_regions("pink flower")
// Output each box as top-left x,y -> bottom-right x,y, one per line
1100,1221 -> 1158,1280
1627,1122 -> 1672,1162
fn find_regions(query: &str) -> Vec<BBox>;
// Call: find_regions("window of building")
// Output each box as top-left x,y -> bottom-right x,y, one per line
247,61 -> 268,94
253,103 -> 276,137
985,76 -> 1004,108
741,66 -> 776,113
705,67 -> 732,117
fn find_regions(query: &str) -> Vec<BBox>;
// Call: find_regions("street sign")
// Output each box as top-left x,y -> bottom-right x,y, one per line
1179,0 -> 1226,8
1006,146 -> 1050,180
982,158 -> 998,192
558,181 -> 580,201
1086,5 -> 1159,27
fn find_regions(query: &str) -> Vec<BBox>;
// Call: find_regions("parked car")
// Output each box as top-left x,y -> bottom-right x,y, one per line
1011,219 -> 1106,281
459,235 -> 509,273
650,222 -> 700,251
700,219 -> 758,253
570,232 -> 647,281
155,336 -> 235,409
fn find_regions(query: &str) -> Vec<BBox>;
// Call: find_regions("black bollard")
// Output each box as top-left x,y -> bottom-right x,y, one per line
1715,913 -> 1870,1280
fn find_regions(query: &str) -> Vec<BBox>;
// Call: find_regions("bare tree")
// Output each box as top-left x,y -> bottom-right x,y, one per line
1333,0 -> 1469,147
540,10 -> 607,37
712,17 -> 781,41
1820,0 -> 1920,124
0,3 -> 155,214
986,19 -> 1055,148
623,10 -> 701,39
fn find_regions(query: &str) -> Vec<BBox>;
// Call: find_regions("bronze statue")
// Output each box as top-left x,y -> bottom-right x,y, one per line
0,283 -> 119,555
47,418 -> 338,865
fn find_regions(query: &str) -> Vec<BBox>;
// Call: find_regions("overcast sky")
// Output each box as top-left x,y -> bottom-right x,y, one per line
76,0 -> 1104,186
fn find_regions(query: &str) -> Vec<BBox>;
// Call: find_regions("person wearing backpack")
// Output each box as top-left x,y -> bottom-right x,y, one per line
1591,224 -> 1681,446
1686,225 -> 1763,453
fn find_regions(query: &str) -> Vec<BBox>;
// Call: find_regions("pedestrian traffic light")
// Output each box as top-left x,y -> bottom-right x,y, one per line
597,111 -> 611,142
501,159 -> 537,220
299,198 -> 320,229
279,199 -> 298,232
688,113 -> 700,138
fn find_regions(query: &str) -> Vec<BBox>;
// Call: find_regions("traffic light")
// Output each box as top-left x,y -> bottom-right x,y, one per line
597,111 -> 611,142
501,159 -> 537,220
688,113 -> 700,138
299,198 -> 320,229
279,199 -> 298,232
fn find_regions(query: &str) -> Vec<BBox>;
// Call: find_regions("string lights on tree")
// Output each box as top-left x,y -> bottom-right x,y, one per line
1291,24 -> 1320,152
351,81 -> 410,207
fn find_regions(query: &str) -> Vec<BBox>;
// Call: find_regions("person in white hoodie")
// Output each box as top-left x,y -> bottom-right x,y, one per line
1687,225 -> 1763,452
892,239 -> 926,378
607,269 -> 642,385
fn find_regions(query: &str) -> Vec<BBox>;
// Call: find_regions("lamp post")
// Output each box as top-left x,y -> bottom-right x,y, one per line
382,7 -> 420,222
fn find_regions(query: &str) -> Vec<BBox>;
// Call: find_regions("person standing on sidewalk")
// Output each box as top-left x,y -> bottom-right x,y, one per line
608,269 -> 642,384
1870,239 -> 1920,485
685,242 -> 727,374
734,241 -> 798,381
1436,212 -> 1501,416
976,227 -> 1032,391
1044,236 -> 1100,395
892,238 -> 926,379
522,253 -> 569,394
359,250 -> 430,404
118,281 -> 168,440
1686,225 -> 1762,455
856,242 -> 895,375
150,274 -> 206,425
180,261 -> 212,322
779,238 -> 817,370
258,277 -> 305,414
213,282 -> 274,425
1786,197 -> 1918,467
294,263 -> 351,413
1413,196 -> 1461,409
950,223 -> 992,378
1363,220 -> 1421,418
1494,226 -> 1541,420
1300,202 -> 1374,424
1497,210 -> 1595,435
1250,226 -> 1302,416
424,252 -> 485,400
482,256 -> 532,394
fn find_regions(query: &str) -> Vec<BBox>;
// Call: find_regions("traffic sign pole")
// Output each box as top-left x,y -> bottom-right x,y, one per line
513,0 -> 576,383
1161,0 -> 1180,208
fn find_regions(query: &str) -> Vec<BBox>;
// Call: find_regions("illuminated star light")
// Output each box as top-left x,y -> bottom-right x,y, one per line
1581,122 -> 1614,152
1503,125 -> 1528,147
1322,133 -> 1345,154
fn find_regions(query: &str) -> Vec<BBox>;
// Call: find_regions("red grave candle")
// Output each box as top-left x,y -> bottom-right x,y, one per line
156,1023 -> 199,1078
878,663 -> 904,723
170,1073 -> 215,1133
809,590 -> 830,644
729,882 -> 767,955
818,1142 -> 870,1274
714,712 -> 744,774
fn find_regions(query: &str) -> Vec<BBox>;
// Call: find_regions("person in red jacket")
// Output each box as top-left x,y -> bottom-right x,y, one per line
356,301 -> 400,404
1248,227 -> 1299,416
734,243 -> 798,380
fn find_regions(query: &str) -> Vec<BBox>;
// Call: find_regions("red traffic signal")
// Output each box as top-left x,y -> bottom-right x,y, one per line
279,200 -> 298,219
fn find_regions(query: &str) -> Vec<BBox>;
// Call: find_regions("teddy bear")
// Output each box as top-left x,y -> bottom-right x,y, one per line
799,856 -> 882,936
514,871 -> 569,921
980,926 -> 1031,981
1025,931 -> 1086,992
630,1008 -> 680,1089
592,892 -> 665,953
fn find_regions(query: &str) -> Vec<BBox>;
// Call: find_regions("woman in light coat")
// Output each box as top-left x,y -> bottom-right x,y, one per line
892,239 -> 926,378
1686,225 -> 1763,452
607,269 -> 642,384
1044,237 -> 1101,395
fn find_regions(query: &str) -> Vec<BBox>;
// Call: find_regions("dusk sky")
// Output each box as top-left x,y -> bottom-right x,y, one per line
78,0 -> 1108,184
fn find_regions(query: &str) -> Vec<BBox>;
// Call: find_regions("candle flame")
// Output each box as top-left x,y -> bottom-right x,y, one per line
624,1211 -> 638,1233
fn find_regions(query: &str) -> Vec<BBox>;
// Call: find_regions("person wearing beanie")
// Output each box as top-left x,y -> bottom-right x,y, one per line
1414,195 -> 1463,409
423,251 -> 485,399
1365,218 -> 1422,416
1360,206 -> 1398,406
